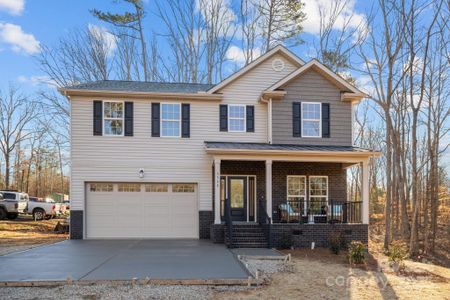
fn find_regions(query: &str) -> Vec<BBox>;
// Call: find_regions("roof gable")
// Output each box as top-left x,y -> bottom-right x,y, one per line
266,60 -> 367,102
207,45 -> 304,94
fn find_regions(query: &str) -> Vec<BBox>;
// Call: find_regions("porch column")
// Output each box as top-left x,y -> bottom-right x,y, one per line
214,159 -> 221,224
361,160 -> 369,224
266,159 -> 273,221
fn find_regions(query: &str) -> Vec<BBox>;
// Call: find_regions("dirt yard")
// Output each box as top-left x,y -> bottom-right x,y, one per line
0,216 -> 68,255
214,248 -> 450,300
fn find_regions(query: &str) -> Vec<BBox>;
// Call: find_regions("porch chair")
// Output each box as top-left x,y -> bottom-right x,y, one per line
278,203 -> 301,223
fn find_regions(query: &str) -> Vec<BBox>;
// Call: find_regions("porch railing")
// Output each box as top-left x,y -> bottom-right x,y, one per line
258,197 -> 272,248
224,198 -> 234,248
278,199 -> 362,224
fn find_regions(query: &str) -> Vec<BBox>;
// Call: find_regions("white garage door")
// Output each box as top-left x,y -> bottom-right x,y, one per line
86,182 -> 198,239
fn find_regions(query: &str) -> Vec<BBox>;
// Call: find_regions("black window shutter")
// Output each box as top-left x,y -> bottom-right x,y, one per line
124,102 -> 133,136
293,102 -> 301,137
151,103 -> 160,137
93,100 -> 102,136
219,104 -> 228,132
322,103 -> 330,138
246,105 -> 255,132
181,103 -> 190,138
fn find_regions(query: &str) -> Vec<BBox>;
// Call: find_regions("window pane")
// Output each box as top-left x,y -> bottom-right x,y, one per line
303,120 -> 320,137
287,177 -> 305,196
162,103 -> 180,120
118,183 -> 141,192
104,120 -> 123,135
162,120 -> 180,137
310,177 -> 327,196
104,102 -> 123,118
145,184 -> 168,192
173,184 -> 195,193
229,118 -> 245,131
303,103 -> 320,119
90,183 -> 113,192
229,105 -> 245,118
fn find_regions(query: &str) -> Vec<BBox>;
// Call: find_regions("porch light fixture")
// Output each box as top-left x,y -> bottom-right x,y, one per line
138,169 -> 145,178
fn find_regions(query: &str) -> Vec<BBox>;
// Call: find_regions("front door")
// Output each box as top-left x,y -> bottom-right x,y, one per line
228,176 -> 247,221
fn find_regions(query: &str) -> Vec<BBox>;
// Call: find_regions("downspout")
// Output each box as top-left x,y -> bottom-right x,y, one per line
268,98 -> 273,144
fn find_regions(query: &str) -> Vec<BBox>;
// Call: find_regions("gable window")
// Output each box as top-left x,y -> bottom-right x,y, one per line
228,105 -> 246,132
287,176 -> 306,215
161,103 -> 181,137
309,176 -> 328,215
104,101 -> 124,135
302,102 -> 321,137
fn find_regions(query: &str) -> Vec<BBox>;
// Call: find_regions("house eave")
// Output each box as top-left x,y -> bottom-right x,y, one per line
58,88 -> 223,101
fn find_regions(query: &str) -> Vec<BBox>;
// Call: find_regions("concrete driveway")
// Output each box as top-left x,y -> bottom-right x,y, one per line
0,240 -> 249,282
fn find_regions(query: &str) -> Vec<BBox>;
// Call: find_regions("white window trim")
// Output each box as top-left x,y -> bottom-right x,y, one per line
286,175 -> 307,215
308,175 -> 328,216
160,102 -> 182,138
301,102 -> 322,138
228,104 -> 246,133
103,100 -> 124,136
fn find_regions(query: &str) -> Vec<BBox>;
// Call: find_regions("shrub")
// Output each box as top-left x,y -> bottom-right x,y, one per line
386,241 -> 407,264
347,241 -> 367,264
280,231 -> 293,249
329,232 -> 347,255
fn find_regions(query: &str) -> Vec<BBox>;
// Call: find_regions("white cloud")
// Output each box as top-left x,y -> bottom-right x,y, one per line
0,0 -> 24,15
302,0 -> 366,35
17,75 -> 55,87
88,24 -> 117,57
226,45 -> 261,66
0,23 -> 40,54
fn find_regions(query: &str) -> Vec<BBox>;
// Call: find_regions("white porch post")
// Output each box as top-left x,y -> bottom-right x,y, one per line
361,160 -> 370,224
266,159 -> 273,221
214,158 -> 221,224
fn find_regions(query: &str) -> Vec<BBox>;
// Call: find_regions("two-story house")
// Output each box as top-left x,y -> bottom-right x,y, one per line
61,45 -> 378,248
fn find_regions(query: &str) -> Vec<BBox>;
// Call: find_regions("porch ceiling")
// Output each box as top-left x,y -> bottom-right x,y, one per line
205,142 -> 380,164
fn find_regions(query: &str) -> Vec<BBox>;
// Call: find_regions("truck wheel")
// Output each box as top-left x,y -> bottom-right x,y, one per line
0,208 -> 6,220
33,209 -> 45,221
7,213 -> 18,220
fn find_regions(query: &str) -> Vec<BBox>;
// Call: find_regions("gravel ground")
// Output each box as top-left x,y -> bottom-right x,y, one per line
0,258 -> 286,299
0,284 -> 250,300
240,257 -> 289,281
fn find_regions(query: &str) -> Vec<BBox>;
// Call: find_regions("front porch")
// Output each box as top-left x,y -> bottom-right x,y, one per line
205,142 -> 377,248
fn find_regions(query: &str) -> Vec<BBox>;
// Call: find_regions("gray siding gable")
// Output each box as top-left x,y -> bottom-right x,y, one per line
272,69 -> 353,146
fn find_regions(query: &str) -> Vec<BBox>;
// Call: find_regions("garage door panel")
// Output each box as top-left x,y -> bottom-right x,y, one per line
87,182 -> 197,239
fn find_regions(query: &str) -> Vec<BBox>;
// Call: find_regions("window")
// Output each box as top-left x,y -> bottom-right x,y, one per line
302,102 -> 321,137
172,184 -> 195,193
118,183 -> 141,192
309,176 -> 328,215
228,105 -> 246,132
2,192 -> 16,200
90,183 -> 113,192
145,184 -> 168,192
161,103 -> 181,137
104,101 -> 124,135
287,176 -> 306,215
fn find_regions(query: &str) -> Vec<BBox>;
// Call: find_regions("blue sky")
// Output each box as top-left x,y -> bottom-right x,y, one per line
0,0 -> 448,172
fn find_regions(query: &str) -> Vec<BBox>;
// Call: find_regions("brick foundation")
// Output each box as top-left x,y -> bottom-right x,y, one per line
199,211 -> 213,239
70,210 -> 83,239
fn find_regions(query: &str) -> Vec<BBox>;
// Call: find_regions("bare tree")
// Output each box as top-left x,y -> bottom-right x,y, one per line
0,87 -> 37,189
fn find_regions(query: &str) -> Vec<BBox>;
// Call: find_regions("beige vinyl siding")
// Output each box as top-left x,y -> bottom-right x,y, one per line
272,69 -> 353,146
70,54 -> 297,211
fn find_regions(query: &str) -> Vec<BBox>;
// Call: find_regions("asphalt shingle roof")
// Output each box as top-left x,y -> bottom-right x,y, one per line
64,80 -> 215,93
204,142 -> 374,152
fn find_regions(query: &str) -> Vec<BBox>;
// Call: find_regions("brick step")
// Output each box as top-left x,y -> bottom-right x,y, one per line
230,232 -> 266,237
232,243 -> 269,248
230,227 -> 265,232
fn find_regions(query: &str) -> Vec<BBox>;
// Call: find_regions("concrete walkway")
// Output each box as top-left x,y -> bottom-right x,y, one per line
0,240 -> 249,282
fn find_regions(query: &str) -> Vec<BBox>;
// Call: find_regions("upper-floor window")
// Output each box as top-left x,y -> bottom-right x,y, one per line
104,101 -> 124,136
228,104 -> 246,132
161,103 -> 181,137
302,102 -> 321,137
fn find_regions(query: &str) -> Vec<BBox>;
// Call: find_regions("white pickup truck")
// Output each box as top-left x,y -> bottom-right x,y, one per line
0,191 -> 28,220
27,197 -> 64,220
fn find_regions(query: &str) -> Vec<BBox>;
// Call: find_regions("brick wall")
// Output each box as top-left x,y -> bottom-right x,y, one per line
270,224 -> 368,248
272,162 -> 347,222
210,224 -> 225,243
199,211 -> 213,239
70,210 -> 83,239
